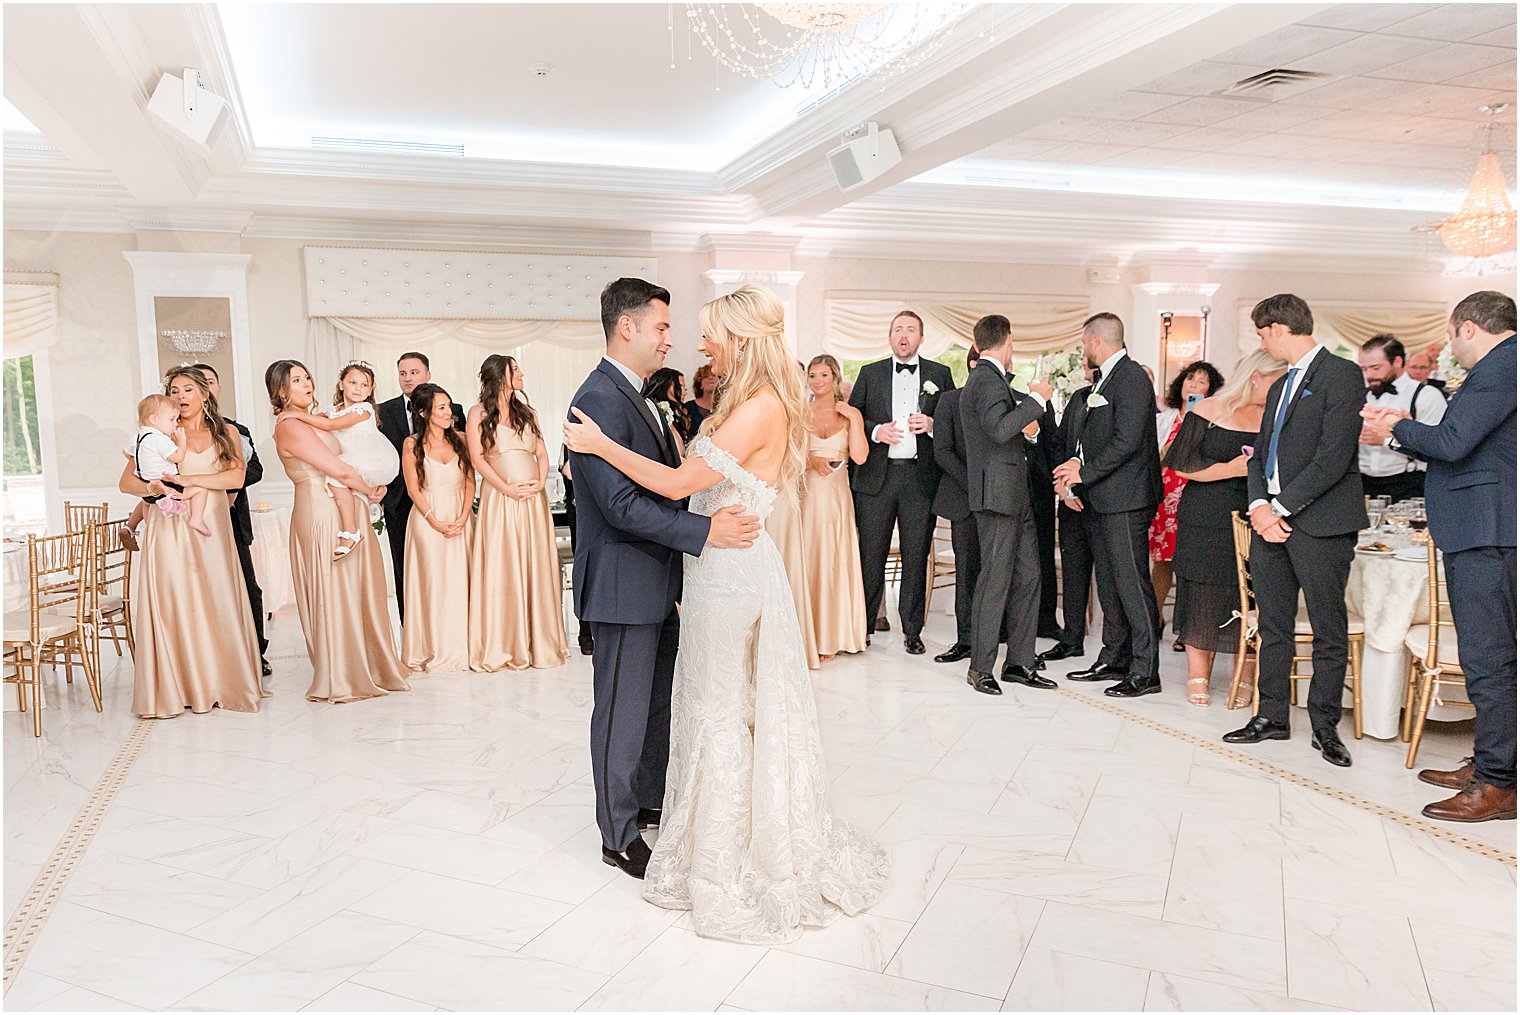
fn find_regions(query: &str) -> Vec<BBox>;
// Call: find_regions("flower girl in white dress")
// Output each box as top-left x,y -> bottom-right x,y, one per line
277,362 -> 399,560
564,285 -> 887,945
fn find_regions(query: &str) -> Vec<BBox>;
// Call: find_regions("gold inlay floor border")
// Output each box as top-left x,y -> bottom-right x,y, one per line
2,718 -> 157,993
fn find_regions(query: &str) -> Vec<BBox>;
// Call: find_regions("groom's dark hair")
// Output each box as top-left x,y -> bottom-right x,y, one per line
601,278 -> 672,340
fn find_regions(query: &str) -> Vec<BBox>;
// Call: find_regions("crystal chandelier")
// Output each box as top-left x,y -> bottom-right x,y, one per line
680,3 -> 973,89
160,328 -> 226,354
1435,105 -> 1516,259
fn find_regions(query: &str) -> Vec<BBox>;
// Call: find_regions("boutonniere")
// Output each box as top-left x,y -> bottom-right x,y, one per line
921,380 -> 939,396
657,402 -> 676,427
1086,391 -> 1110,408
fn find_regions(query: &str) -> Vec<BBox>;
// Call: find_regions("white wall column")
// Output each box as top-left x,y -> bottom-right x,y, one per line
701,269 -> 807,356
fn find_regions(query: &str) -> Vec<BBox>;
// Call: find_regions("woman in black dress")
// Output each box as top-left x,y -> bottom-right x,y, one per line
1163,349 -> 1287,706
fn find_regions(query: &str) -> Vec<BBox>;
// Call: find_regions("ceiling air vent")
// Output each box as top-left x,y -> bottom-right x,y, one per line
1216,68 -> 1329,99
311,135 -> 466,157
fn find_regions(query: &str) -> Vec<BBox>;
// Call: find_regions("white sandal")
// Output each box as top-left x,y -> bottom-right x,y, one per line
333,529 -> 363,560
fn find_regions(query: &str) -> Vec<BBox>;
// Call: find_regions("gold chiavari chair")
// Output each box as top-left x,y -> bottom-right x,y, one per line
62,501 -> 108,534
1226,512 -> 1365,737
925,518 -> 956,616
3,532 -> 101,737
88,517 -> 135,662
1402,540 -> 1470,768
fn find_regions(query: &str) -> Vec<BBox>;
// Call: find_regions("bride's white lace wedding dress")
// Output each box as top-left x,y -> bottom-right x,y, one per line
642,437 -> 889,945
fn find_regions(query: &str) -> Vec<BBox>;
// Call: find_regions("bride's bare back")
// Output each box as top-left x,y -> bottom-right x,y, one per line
704,386 -> 789,488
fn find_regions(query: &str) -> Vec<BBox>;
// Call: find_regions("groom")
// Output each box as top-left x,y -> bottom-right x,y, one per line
568,278 -> 760,879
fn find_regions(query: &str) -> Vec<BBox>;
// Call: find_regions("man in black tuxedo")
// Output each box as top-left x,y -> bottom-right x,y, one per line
195,363 -> 270,676
848,311 -> 953,655
1224,294 -> 1367,768
960,315 -> 1057,695
931,346 -> 979,664
1016,385 -> 1063,641
1053,314 -> 1163,698
1041,370 -> 1097,665
1365,291 -> 1516,820
376,351 -> 466,619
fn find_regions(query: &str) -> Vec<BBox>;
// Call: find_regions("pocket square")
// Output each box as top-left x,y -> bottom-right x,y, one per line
1300,389 -> 1312,398
1086,392 -> 1109,409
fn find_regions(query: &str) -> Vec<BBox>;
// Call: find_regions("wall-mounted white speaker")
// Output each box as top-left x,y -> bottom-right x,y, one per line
146,69 -> 229,152
827,122 -> 901,192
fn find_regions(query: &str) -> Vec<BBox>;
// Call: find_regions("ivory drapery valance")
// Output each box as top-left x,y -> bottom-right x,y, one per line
3,279 -> 61,359
1314,305 -> 1449,354
824,298 -> 1090,361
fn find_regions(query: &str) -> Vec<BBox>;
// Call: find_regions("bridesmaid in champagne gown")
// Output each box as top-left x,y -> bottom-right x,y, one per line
268,360 -> 411,703
466,355 -> 569,671
767,480 -> 821,669
119,367 -> 267,718
401,383 -> 475,672
802,356 -> 869,658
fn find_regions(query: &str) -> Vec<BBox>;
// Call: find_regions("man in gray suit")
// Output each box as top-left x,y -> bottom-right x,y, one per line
568,278 -> 759,879
960,315 -> 1056,696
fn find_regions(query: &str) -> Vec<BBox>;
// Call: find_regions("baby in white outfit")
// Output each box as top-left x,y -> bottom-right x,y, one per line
126,394 -> 212,537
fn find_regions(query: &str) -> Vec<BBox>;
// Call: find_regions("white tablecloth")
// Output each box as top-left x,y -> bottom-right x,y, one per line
3,544 -> 26,613
249,508 -> 294,617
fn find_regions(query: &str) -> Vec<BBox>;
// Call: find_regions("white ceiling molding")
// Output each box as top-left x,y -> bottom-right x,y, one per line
302,247 -> 657,319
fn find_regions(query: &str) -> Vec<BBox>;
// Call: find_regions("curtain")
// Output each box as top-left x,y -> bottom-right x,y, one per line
825,298 -> 1089,360
1315,305 -> 1449,354
306,315 -> 606,463
3,282 -> 61,359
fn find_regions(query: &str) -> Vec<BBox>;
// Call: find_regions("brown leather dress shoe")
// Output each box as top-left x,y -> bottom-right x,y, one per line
1418,756 -> 1475,790
1422,780 -> 1517,823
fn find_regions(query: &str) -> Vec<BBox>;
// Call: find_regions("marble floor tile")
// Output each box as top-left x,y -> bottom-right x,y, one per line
1283,857 -> 1517,934
301,981 -> 438,1011
949,847 -> 1169,918
518,877 -> 682,975
1143,972 -> 1343,1011
1031,902 -> 1287,994
1001,948 -> 1151,1011
1283,898 -> 1432,1011
1423,968 -> 1515,1012
1382,821 -> 1515,887
22,902 -> 253,1010
885,881 -> 1044,998
352,929 -> 606,1011
170,910 -> 419,1011
1409,916 -> 1517,983
876,802 -> 1074,857
347,820 -> 546,886
726,951 -> 1000,1011
351,869 -> 573,952
60,851 -> 263,934
483,803 -> 597,852
773,911 -> 914,972
577,926 -> 765,1011
1164,825 -> 1285,941
495,833 -> 619,905
161,809 -> 401,891
867,835 -> 965,924
1065,799 -> 1181,878
350,785 -> 518,837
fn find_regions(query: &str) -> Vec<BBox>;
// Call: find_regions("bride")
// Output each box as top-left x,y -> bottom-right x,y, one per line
563,284 -> 888,945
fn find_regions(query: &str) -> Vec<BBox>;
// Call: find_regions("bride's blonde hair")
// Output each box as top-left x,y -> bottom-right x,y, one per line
698,284 -> 809,488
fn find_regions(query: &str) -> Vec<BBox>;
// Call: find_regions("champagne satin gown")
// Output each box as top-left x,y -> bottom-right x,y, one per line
401,455 -> 474,672
765,480 -> 821,669
469,424 -> 569,671
132,446 -> 268,718
801,429 -> 867,656
282,431 -> 411,702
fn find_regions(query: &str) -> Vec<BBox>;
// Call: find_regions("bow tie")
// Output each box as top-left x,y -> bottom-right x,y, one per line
895,361 -> 917,374
1091,367 -> 1102,384
1368,381 -> 1398,399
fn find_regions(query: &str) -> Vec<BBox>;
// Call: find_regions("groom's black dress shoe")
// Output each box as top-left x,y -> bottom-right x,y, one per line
578,631 -> 594,656
904,635 -> 926,655
637,808 -> 662,829
967,670 -> 1002,695
1311,730 -> 1353,768
1038,642 -> 1084,663
1222,716 -> 1291,744
602,835 -> 652,879
1001,665 -> 1056,689
1067,661 -> 1125,682
1105,676 -> 1161,698
934,643 -> 972,664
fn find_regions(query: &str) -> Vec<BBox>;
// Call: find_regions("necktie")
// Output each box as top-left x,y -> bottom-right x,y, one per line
895,361 -> 916,374
1264,366 -> 1300,483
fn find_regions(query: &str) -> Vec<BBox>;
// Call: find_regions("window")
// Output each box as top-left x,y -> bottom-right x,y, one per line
4,353 -> 47,533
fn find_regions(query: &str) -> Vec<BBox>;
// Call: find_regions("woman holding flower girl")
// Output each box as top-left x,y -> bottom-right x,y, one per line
466,354 -> 569,671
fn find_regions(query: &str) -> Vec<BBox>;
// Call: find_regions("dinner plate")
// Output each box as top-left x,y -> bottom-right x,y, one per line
1356,546 -> 1397,557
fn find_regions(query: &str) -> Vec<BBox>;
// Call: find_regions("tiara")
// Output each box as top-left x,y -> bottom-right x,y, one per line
342,359 -> 374,370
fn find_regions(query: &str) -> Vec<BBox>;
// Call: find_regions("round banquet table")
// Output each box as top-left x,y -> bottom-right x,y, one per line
1345,537 -> 1468,739
248,507 -> 294,617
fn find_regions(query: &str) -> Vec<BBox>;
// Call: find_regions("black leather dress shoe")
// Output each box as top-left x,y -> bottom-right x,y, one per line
1038,642 -> 1085,663
904,635 -> 926,655
934,643 -> 972,664
1311,730 -> 1353,768
602,836 -> 652,879
967,670 -> 1002,695
637,808 -> 662,829
260,659 -> 272,677
1104,677 -> 1161,698
1002,665 -> 1056,689
1222,716 -> 1291,744
578,632 -> 594,656
1067,661 -> 1126,682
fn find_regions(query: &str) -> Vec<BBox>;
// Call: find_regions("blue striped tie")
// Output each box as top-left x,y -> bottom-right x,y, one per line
1264,367 -> 1299,485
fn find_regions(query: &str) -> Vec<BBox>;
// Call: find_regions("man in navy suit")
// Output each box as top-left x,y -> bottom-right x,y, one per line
567,278 -> 759,879
1224,295 -> 1367,768
1364,291 -> 1516,822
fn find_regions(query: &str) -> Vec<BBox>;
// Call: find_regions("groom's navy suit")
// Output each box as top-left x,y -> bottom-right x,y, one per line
569,359 -> 709,852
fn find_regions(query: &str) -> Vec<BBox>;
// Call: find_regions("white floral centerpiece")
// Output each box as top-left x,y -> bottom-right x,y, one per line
1040,346 -> 1088,410
1440,341 -> 1468,388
